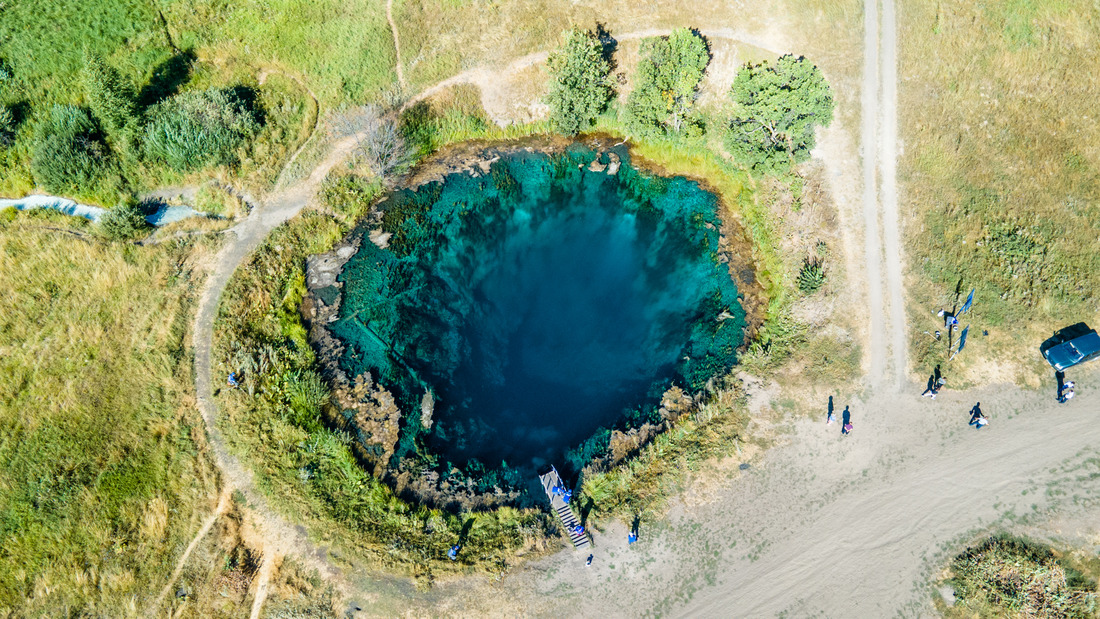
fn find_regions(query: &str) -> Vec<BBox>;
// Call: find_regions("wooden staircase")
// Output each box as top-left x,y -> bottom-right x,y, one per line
538,465 -> 589,549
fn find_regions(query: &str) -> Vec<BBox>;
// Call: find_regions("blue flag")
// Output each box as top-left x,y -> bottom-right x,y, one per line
961,288 -> 975,314
957,325 -> 969,353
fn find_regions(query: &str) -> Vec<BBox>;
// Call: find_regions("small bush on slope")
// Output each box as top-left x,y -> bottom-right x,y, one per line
98,195 -> 150,240
81,51 -> 138,141
30,104 -> 112,193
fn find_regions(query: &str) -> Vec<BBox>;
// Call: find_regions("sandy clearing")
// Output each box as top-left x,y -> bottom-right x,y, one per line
408,383 -> 1100,618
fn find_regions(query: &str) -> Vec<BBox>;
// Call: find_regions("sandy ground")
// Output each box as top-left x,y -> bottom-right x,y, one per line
398,381 -> 1099,617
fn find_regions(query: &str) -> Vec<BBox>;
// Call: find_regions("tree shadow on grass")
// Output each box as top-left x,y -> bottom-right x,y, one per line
138,50 -> 196,108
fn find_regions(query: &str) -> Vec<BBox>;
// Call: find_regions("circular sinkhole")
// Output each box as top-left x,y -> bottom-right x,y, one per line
325,146 -> 746,488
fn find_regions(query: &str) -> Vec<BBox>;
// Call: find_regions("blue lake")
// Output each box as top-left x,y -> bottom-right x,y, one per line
332,146 -> 745,477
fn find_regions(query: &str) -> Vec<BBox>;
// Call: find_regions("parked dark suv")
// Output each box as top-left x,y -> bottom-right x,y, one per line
1041,323 -> 1100,371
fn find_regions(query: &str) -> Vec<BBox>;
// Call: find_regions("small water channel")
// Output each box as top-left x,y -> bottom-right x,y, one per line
325,145 -> 747,484
0,194 -> 203,226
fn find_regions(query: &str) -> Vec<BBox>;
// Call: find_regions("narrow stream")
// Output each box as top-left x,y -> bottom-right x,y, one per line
0,194 -> 203,226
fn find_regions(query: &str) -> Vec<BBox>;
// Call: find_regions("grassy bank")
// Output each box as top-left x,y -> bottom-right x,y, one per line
900,0 -> 1100,379
0,211 -> 219,615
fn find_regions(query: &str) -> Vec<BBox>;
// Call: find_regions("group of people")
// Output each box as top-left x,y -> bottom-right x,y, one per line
969,403 -> 988,429
583,524 -> 639,569
551,484 -> 573,504
826,404 -> 854,435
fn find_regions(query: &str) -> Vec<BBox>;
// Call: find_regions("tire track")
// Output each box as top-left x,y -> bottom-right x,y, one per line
861,0 -> 886,388
879,0 -> 907,387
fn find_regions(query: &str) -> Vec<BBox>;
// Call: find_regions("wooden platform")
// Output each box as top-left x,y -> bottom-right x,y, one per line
538,465 -> 589,549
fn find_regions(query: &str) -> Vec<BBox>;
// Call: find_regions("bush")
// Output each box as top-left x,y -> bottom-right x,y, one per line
81,51 -> 138,139
30,104 -> 112,193
627,28 -> 710,138
947,534 -> 1097,618
142,87 -> 259,172
726,55 -> 834,174
98,196 -> 150,240
797,257 -> 826,293
546,28 -> 613,135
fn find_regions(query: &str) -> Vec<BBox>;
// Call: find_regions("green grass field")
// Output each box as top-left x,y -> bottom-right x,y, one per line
0,211 -> 219,615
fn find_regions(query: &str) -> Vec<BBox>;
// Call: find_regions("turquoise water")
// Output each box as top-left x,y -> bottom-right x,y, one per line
332,146 -> 745,479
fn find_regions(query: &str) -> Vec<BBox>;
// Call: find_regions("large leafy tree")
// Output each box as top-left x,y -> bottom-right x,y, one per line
627,28 -> 709,137
546,28 -> 613,135
726,54 -> 834,173
81,52 -> 138,139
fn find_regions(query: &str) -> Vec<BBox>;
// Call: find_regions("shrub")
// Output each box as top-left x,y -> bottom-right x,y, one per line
30,104 -> 111,193
142,87 -> 259,172
948,534 -> 1097,618
98,196 -> 150,240
798,256 -> 826,293
627,28 -> 710,138
546,28 -> 613,135
328,105 -> 410,176
81,51 -> 138,139
726,55 -> 834,174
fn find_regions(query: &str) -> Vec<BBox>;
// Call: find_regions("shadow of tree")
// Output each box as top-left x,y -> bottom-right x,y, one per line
139,50 -> 196,108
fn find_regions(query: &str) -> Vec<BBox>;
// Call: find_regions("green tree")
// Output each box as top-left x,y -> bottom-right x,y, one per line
31,105 -> 111,193
142,87 -> 259,171
81,52 -> 138,139
546,28 -> 613,135
626,28 -> 709,138
726,55 -> 834,173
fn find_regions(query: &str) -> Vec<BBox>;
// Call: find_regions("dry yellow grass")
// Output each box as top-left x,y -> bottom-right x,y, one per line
0,211 -> 219,615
